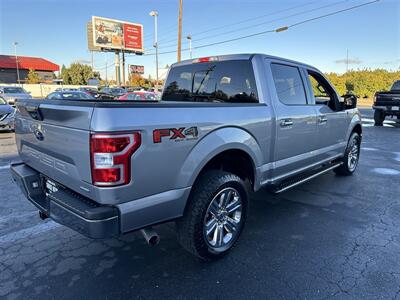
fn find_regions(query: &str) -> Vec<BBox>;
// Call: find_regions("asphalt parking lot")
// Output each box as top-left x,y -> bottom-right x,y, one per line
0,108 -> 399,299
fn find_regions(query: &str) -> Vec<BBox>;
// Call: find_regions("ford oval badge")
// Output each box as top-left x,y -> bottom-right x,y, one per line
34,129 -> 44,141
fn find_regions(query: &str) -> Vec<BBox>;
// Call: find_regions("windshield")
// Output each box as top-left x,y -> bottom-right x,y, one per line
61,92 -> 93,99
80,88 -> 97,92
391,80 -> 400,91
47,92 -> 94,100
3,87 -> 27,94
111,88 -> 125,94
162,60 -> 258,103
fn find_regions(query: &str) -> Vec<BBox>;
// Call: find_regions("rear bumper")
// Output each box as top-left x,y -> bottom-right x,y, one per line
373,105 -> 400,115
11,162 -> 191,238
10,163 -> 119,238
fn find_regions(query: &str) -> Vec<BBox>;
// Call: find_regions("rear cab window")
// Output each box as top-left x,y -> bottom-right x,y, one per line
162,60 -> 259,103
391,80 -> 400,91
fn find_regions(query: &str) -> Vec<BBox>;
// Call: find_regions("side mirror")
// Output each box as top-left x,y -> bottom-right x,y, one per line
342,94 -> 357,109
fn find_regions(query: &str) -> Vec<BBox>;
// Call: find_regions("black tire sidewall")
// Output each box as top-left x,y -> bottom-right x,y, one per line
374,109 -> 385,126
177,170 -> 249,260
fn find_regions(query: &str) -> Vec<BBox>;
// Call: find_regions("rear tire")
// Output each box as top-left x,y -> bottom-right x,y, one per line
374,109 -> 385,126
334,132 -> 361,176
176,170 -> 249,260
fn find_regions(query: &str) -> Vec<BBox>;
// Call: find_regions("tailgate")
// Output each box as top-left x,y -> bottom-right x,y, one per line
376,93 -> 400,106
15,99 -> 95,194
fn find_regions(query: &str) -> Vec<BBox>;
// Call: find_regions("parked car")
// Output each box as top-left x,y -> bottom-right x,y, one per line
373,80 -> 400,125
11,54 -> 361,260
0,86 -> 32,105
118,91 -> 158,101
99,87 -> 126,98
46,91 -> 95,100
78,87 -> 115,100
0,96 -> 15,130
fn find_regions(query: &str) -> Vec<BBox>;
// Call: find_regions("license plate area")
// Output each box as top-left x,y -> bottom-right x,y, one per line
391,106 -> 399,111
40,176 -> 62,196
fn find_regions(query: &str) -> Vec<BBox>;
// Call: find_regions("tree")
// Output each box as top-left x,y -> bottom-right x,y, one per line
325,69 -> 400,98
60,63 -> 100,85
26,69 -> 41,84
130,74 -> 146,87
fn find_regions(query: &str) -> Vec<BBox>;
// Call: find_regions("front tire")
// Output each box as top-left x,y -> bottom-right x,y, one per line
334,132 -> 361,176
176,170 -> 249,260
374,109 -> 385,126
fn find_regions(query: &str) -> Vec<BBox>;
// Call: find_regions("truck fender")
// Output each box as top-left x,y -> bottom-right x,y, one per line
346,113 -> 362,141
175,126 -> 263,189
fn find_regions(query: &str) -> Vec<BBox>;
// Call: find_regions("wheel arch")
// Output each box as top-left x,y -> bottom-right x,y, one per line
346,114 -> 362,141
175,127 -> 263,192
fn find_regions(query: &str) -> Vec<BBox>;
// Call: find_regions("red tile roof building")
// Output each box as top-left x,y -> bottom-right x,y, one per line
0,55 -> 59,83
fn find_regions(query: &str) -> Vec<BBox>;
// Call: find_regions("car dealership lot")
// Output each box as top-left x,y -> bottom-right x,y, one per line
0,109 -> 399,300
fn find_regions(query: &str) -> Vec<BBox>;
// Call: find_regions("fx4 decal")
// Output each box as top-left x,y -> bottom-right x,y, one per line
153,127 -> 199,143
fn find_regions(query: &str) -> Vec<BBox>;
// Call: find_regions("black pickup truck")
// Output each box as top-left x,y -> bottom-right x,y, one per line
373,80 -> 400,126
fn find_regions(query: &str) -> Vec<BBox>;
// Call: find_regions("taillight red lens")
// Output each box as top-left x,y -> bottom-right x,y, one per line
198,57 -> 210,62
193,56 -> 218,63
91,136 -> 131,153
93,168 -> 121,183
90,132 -> 141,187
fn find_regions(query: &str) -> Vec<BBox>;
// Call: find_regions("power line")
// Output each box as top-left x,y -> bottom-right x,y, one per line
157,0 -> 352,51
147,0 -> 321,51
139,0 -> 380,57
289,0 -> 380,28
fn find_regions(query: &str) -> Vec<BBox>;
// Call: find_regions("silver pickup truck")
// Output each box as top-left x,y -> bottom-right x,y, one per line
11,54 -> 362,260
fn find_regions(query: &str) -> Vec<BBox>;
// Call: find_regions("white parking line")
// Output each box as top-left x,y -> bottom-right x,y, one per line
0,211 -> 37,223
0,221 -> 61,245
362,118 -> 397,124
0,164 -> 10,170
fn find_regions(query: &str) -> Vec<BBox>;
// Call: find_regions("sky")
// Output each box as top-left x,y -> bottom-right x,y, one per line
0,0 -> 399,80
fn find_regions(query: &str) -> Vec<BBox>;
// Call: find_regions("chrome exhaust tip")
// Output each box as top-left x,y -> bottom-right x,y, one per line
140,227 -> 160,246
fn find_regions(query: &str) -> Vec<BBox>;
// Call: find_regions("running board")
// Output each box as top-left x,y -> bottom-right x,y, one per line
271,162 -> 343,194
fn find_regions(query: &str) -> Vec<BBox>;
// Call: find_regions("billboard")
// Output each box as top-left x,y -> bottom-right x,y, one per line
92,16 -> 143,53
129,65 -> 144,74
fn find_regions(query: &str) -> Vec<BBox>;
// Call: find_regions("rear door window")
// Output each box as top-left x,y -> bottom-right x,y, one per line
271,63 -> 307,105
162,60 -> 258,103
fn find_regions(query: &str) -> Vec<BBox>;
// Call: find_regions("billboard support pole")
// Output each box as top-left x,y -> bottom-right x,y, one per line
122,50 -> 126,86
115,51 -> 121,86
105,53 -> 108,85
91,51 -> 94,71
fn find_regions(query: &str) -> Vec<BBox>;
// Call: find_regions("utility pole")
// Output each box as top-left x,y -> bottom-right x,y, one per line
13,42 -> 20,85
177,0 -> 183,62
187,35 -> 192,59
150,10 -> 159,89
346,49 -> 349,73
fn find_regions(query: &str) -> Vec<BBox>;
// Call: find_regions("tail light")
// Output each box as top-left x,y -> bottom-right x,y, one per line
90,132 -> 141,187
193,56 -> 218,63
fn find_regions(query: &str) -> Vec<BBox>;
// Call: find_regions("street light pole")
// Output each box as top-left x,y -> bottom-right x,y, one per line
186,35 -> 192,59
13,42 -> 20,85
150,10 -> 159,90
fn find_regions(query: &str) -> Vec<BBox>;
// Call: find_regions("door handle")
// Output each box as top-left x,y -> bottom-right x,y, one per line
318,115 -> 328,124
280,119 -> 293,127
